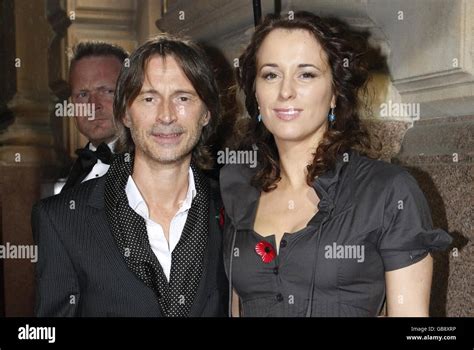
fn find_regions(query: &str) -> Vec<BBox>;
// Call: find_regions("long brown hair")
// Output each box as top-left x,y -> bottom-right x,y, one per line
236,11 -> 381,191
113,33 -> 220,170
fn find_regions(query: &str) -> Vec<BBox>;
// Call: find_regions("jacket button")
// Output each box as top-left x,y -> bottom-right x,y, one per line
280,240 -> 287,248
276,293 -> 283,302
273,267 -> 279,275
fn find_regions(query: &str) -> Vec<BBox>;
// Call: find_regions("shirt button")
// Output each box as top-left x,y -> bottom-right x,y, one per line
273,267 -> 279,275
276,293 -> 283,302
280,239 -> 287,248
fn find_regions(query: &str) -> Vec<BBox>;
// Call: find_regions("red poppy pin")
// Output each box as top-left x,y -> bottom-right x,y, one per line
218,206 -> 225,230
255,241 -> 276,263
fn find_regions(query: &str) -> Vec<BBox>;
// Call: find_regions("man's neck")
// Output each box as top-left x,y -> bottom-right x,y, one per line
89,137 -> 117,150
131,151 -> 191,212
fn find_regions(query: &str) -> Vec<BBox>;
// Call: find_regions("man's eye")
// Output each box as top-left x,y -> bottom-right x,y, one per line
77,92 -> 88,98
144,97 -> 154,102
178,96 -> 189,102
106,89 -> 115,94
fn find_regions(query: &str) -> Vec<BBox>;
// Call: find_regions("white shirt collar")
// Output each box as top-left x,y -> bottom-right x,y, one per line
88,138 -> 117,152
125,167 -> 197,220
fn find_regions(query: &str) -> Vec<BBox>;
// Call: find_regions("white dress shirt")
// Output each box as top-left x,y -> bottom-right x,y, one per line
81,139 -> 117,183
125,167 -> 196,281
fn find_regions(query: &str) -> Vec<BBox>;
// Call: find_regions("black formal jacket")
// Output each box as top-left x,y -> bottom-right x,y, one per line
61,142 -> 111,192
61,143 -> 90,192
32,176 -> 228,317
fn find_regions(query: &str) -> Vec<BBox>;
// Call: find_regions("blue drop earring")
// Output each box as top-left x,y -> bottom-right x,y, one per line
328,107 -> 336,125
257,105 -> 262,122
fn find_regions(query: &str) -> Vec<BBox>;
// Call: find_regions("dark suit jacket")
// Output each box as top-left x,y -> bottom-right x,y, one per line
61,143 -> 90,193
32,176 -> 228,317
60,158 -> 83,192
61,142 -> 111,193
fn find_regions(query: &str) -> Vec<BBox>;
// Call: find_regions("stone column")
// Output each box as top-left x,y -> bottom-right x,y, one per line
137,0 -> 162,44
0,0 -> 70,316
393,116 -> 473,316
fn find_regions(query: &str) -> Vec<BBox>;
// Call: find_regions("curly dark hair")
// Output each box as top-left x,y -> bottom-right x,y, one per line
113,33 -> 220,170
236,11 -> 381,191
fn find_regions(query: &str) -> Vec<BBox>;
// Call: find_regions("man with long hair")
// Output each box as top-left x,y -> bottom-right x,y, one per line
32,34 -> 228,317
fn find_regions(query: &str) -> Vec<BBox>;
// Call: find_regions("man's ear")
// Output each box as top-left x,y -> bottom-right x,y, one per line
123,111 -> 132,128
201,110 -> 211,127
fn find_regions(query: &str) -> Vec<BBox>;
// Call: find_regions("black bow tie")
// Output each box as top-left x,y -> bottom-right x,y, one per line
75,142 -> 113,170
61,142 -> 114,192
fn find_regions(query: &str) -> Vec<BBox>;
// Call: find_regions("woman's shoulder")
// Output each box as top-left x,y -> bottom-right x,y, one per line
220,162 -> 256,181
219,163 -> 258,195
219,163 -> 260,228
348,151 -> 427,208
350,151 -> 413,186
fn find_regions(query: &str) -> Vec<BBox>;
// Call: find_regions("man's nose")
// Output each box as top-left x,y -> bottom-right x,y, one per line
88,91 -> 102,111
156,100 -> 177,124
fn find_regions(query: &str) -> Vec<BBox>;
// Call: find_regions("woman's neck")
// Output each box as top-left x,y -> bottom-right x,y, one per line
274,127 -> 326,190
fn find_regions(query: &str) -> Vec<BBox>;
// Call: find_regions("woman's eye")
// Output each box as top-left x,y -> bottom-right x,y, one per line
300,72 -> 316,79
144,97 -> 154,102
263,72 -> 278,80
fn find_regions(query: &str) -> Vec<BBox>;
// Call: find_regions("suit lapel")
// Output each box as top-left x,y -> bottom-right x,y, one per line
189,189 -> 221,316
61,159 -> 84,192
85,177 -> 164,316
62,143 -> 91,192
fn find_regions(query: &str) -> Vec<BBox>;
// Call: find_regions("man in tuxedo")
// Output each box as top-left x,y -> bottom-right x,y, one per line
61,42 -> 128,191
32,34 -> 228,317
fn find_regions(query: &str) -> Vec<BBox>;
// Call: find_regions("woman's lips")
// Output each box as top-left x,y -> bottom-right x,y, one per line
273,108 -> 303,121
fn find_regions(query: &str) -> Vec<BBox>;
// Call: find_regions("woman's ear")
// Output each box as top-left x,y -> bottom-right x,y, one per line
331,94 -> 337,109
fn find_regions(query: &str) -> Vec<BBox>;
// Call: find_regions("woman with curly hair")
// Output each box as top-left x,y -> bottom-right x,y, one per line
220,11 -> 452,317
